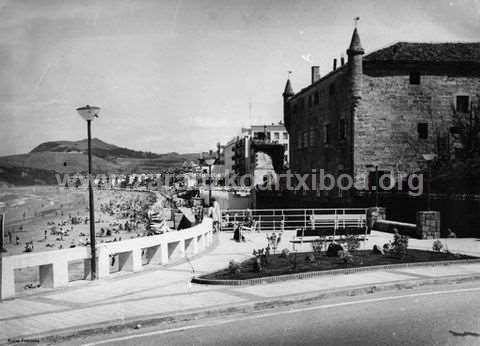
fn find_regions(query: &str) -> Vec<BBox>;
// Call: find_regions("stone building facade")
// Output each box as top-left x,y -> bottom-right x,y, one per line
283,28 -> 480,188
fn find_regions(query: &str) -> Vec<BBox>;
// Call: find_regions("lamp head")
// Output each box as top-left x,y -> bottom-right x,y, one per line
422,153 -> 436,162
76,105 -> 100,121
205,158 -> 216,166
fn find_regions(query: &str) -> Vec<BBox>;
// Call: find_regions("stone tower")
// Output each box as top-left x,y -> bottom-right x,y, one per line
282,79 -> 295,128
347,28 -> 364,101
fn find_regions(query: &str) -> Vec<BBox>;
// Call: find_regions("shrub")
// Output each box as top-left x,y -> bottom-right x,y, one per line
344,235 -> 361,252
228,259 -> 241,274
312,237 -> 327,259
391,234 -> 409,259
432,240 -> 443,252
327,243 -> 344,257
253,257 -> 263,272
305,253 -> 316,263
280,248 -> 290,258
338,250 -> 354,264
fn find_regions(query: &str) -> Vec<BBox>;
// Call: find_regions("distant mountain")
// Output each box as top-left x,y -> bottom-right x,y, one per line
0,138 -> 201,185
30,138 -> 164,159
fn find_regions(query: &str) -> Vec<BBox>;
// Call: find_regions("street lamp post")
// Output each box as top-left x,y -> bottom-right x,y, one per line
76,105 -> 100,280
205,158 -> 216,207
0,210 -> 6,253
422,154 -> 436,211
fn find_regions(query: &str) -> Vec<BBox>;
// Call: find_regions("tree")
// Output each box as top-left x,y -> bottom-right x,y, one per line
432,98 -> 480,193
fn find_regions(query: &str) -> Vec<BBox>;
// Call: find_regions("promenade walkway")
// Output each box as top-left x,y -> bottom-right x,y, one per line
1,230 -> 479,343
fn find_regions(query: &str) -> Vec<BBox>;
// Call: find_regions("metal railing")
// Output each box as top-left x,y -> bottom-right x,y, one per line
220,208 -> 368,232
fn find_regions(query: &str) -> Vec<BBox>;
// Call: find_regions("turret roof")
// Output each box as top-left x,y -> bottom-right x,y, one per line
347,28 -> 364,55
283,79 -> 294,97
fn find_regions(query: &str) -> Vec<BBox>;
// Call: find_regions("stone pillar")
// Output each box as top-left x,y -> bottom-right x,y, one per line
416,211 -> 441,239
0,258 -> 15,300
47,261 -> 69,288
160,243 -> 169,264
96,245 -> 110,279
366,207 -> 386,233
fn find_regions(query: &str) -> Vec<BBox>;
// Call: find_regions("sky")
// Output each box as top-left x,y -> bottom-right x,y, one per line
1,0 -> 479,156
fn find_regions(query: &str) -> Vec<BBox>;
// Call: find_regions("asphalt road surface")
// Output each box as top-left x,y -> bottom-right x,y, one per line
78,283 -> 480,346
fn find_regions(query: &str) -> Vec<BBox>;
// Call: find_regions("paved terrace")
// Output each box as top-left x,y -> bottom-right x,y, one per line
1,229 -> 480,343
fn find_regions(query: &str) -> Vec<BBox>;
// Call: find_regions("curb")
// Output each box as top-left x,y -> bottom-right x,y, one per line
3,273 -> 480,346
192,258 -> 480,286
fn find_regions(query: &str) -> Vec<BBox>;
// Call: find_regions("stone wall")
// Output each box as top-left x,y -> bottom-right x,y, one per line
284,65 -> 355,178
416,211 -> 441,239
354,67 -> 480,177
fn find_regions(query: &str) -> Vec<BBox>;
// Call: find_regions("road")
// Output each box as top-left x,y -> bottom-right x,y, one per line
71,283 -> 480,346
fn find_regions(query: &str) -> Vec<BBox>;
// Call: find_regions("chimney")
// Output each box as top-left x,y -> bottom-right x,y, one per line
311,66 -> 320,84
333,58 -> 337,71
340,56 -> 345,66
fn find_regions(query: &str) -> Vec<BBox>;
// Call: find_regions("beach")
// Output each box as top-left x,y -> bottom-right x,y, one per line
1,185 -> 157,291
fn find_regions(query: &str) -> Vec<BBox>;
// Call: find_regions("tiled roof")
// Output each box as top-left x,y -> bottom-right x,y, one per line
364,42 -> 480,62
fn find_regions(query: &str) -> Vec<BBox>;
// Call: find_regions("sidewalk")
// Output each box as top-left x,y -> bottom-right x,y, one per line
1,231 -> 479,343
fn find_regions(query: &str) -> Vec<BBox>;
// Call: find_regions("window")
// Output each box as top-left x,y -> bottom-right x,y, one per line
297,133 -> 302,149
299,97 -> 305,110
329,84 -> 335,96
314,91 -> 319,105
339,119 -> 346,140
274,132 -> 279,140
409,71 -> 420,85
303,131 -> 309,148
418,122 -> 428,139
283,132 -> 288,140
309,127 -> 315,147
456,95 -> 469,113
324,124 -> 331,144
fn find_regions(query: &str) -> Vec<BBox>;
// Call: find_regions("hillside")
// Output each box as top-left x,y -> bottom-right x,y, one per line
0,139 -> 201,185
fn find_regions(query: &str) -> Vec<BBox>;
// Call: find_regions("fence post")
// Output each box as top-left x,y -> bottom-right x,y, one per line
333,209 -> 337,239
304,209 -> 307,229
273,210 -> 275,232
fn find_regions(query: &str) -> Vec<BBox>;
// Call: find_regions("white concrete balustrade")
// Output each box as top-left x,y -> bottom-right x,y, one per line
0,218 -> 214,300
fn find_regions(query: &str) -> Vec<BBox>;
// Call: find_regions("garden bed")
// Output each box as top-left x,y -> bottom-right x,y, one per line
200,250 -> 477,281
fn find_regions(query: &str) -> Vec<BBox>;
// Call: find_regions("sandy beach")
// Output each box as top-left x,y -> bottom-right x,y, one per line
1,186 -> 158,291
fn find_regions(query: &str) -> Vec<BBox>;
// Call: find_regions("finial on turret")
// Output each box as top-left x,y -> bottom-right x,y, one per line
347,22 -> 364,56
354,17 -> 360,28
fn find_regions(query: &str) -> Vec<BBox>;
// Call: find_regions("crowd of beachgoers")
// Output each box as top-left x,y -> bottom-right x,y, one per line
1,186 -> 157,256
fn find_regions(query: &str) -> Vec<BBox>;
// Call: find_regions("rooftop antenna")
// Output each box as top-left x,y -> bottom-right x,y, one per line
354,17 -> 360,28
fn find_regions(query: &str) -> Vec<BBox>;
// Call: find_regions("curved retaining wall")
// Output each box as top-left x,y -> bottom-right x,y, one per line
0,218 -> 214,300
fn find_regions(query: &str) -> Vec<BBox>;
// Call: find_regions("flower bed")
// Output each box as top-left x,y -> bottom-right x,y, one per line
200,250 -> 477,281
